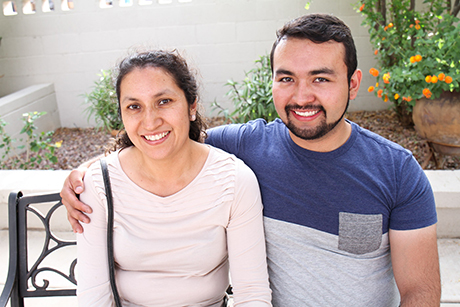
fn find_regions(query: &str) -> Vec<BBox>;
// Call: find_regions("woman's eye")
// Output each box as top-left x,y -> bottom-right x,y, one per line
127,104 -> 140,110
159,99 -> 171,105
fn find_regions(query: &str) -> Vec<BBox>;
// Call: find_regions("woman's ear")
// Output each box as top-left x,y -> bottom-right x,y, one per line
189,99 -> 198,121
349,69 -> 362,100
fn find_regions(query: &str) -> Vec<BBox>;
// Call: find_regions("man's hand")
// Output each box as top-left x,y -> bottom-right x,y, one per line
60,167 -> 92,233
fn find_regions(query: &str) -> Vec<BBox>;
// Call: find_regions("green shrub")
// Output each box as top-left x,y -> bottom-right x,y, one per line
0,112 -> 59,169
213,55 -> 277,123
83,69 -> 122,132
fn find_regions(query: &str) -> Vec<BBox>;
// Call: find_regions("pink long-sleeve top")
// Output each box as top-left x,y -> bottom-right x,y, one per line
77,146 -> 271,307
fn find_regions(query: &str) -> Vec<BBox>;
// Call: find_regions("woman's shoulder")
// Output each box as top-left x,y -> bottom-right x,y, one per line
206,146 -> 258,184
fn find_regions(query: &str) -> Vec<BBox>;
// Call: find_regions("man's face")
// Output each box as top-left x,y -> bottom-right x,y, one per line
272,38 -> 361,149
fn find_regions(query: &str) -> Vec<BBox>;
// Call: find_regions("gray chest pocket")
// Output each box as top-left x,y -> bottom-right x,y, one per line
338,212 -> 383,255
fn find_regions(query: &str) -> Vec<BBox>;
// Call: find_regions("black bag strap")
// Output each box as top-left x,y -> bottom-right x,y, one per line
100,158 -> 122,307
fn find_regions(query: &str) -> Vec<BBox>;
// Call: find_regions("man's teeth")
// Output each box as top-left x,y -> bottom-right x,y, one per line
294,110 -> 319,117
144,132 -> 169,141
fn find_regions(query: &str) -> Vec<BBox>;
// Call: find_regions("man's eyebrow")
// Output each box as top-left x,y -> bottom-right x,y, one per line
274,67 -> 336,77
274,69 -> 294,76
310,68 -> 335,75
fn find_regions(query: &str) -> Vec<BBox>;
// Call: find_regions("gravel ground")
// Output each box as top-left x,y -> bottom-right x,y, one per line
2,109 -> 459,170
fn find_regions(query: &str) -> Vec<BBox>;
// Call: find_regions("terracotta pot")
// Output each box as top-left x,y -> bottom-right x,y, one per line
395,100 -> 414,128
412,91 -> 460,156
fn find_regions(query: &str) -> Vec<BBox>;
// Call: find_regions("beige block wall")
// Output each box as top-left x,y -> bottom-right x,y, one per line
0,0 -> 385,128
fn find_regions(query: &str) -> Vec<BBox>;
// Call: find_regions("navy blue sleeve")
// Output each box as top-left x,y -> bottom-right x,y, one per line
389,155 -> 437,230
205,124 -> 245,156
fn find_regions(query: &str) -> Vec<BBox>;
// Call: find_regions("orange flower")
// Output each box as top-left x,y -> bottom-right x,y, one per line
368,86 -> 375,92
384,95 -> 389,102
425,75 -> 432,83
388,23 -> 394,28
415,24 -> 421,30
431,75 -> 438,83
423,88 -> 432,98
369,68 -> 379,77
394,93 -> 400,100
445,76 -> 453,84
415,20 -> 420,25
374,49 -> 378,55
402,96 -> 412,102
415,54 -> 422,62
377,89 -> 383,98
359,3 -> 365,11
410,56 -> 416,63
410,24 -> 414,28
383,73 -> 390,84
438,73 -> 445,81
384,26 -> 388,31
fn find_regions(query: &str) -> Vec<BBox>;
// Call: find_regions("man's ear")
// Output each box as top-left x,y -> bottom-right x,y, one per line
349,69 -> 362,100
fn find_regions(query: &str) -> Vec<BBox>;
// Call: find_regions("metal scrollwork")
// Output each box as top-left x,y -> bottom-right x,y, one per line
25,201 -> 77,293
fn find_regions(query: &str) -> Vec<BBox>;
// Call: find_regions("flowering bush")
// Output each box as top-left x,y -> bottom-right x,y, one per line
357,0 -> 460,112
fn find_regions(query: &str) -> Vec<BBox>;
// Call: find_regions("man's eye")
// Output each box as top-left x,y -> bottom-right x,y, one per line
315,77 -> 328,82
279,77 -> 293,82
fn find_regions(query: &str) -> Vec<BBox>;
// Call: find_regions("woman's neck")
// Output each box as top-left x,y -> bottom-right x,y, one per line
119,141 -> 210,197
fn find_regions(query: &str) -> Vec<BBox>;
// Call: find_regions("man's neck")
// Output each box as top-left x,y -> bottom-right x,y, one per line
288,119 -> 352,152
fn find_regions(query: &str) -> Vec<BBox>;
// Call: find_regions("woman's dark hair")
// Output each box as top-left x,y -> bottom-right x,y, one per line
270,13 -> 358,84
107,50 -> 207,153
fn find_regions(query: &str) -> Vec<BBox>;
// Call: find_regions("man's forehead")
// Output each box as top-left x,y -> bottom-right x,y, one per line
273,37 -> 346,69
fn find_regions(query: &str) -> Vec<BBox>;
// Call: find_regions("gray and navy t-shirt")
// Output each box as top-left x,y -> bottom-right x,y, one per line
207,118 -> 437,307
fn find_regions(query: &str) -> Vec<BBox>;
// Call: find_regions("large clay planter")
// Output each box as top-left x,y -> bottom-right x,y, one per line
412,91 -> 460,156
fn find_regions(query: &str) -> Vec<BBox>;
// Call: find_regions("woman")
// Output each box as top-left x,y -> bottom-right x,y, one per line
76,50 -> 272,307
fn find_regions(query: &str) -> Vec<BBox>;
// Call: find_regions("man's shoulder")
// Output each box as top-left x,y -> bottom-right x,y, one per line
209,118 -> 284,135
350,120 -> 412,156
207,118 -> 286,148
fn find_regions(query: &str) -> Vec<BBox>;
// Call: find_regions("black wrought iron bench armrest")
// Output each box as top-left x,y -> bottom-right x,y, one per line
0,191 -> 77,307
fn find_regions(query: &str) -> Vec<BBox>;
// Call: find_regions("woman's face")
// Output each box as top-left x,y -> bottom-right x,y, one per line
119,66 -> 196,162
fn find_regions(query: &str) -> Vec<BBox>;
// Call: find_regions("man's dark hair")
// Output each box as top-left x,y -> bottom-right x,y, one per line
270,13 -> 358,83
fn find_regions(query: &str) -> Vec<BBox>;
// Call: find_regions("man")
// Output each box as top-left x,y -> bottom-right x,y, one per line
62,14 -> 440,306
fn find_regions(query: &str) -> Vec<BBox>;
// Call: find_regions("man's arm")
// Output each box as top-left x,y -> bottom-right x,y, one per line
390,224 -> 441,307
60,155 -> 101,233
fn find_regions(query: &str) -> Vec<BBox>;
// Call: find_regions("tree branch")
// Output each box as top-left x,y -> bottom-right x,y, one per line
452,0 -> 460,16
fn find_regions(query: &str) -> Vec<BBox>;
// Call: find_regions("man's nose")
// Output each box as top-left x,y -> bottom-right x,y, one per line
294,82 -> 315,104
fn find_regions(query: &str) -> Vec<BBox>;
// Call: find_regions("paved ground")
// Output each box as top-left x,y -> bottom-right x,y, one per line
0,230 -> 459,306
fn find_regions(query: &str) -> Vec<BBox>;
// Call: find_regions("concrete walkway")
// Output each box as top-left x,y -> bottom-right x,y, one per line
0,230 -> 459,306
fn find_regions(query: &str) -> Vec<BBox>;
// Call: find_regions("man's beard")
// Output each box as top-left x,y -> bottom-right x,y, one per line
284,98 -> 349,141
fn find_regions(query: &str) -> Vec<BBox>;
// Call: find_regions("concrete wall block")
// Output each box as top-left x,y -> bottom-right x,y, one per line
338,0 -> 359,16
0,84 -> 55,116
0,84 -> 60,157
58,94 -> 90,127
41,33 -> 81,55
0,0 -> 385,126
0,95 -> 60,135
188,42 -> 257,66
196,22 -> 236,45
152,26 -> 197,46
273,1 -> 307,21
236,20 -> 279,42
2,36 -> 44,58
